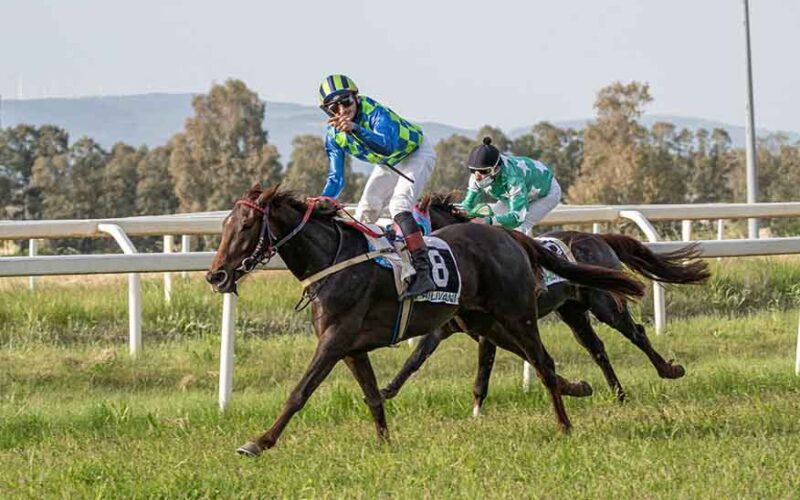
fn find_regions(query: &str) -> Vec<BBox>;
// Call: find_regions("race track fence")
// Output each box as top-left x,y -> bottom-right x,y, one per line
3,201 -> 800,409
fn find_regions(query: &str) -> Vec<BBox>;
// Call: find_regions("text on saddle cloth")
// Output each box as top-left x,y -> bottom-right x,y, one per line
360,230 -> 462,306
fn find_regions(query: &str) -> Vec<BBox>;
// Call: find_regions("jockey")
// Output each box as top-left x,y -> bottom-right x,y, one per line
318,74 -> 436,300
462,137 -> 561,235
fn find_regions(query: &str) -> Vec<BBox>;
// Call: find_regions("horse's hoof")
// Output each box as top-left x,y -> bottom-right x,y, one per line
576,381 -> 593,397
236,442 -> 262,457
615,390 -> 627,404
661,363 -> 686,379
472,402 -> 482,418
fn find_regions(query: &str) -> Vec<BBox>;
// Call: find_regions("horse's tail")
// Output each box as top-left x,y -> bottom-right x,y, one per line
507,231 -> 646,302
598,234 -> 711,284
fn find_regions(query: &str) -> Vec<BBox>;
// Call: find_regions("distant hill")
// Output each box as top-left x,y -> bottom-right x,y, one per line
3,94 -> 797,166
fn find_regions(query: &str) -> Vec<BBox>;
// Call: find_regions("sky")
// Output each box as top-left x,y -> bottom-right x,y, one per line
1,0 -> 798,132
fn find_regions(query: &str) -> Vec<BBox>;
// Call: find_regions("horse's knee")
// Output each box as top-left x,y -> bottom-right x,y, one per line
363,395 -> 384,408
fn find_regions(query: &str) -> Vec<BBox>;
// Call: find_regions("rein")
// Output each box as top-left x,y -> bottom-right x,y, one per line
234,195 -> 391,291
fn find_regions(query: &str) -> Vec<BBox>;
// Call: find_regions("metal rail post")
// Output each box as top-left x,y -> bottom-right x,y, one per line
682,220 -> 692,242
619,211 -> 666,334
28,239 -> 38,290
163,235 -> 174,303
181,235 -> 192,279
219,293 -> 237,410
98,224 -> 142,357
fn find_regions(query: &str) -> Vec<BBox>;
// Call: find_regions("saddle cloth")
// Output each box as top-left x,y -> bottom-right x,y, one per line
360,224 -> 461,306
534,236 -> 577,287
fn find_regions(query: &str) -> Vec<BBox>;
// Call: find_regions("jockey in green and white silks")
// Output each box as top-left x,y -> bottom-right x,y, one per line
462,137 -> 561,235
318,74 -> 437,300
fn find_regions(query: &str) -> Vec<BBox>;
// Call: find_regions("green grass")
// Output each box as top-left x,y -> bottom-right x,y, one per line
2,263 -> 800,498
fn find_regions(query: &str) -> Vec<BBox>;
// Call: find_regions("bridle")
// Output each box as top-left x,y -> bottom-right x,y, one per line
234,196 -> 321,274
229,194 -> 390,305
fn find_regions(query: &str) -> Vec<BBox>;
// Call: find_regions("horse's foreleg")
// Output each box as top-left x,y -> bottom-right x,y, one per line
588,291 -> 685,379
472,336 -> 496,417
380,324 -> 456,400
238,335 -> 342,457
558,302 -> 626,402
344,353 -> 389,442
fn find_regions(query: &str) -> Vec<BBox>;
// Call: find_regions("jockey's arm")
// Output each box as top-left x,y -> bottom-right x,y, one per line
493,184 -> 528,229
461,175 -> 481,213
321,132 -> 346,198
351,107 -> 398,156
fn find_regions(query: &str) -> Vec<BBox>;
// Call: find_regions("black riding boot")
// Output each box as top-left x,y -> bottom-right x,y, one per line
394,211 -> 436,301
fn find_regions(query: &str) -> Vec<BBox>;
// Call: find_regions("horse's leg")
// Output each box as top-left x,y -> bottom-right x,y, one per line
493,315 -> 572,433
557,302 -> 626,402
380,323 -> 457,400
344,353 -> 389,442
468,317 -> 592,401
588,291 -> 685,379
238,334 -> 344,457
472,336 -> 496,417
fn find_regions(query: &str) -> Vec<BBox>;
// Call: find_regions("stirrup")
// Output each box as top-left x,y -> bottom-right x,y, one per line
399,274 -> 436,301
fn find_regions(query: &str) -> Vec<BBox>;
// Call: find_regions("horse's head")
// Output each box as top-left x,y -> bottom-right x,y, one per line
418,191 -> 471,231
206,183 -> 280,294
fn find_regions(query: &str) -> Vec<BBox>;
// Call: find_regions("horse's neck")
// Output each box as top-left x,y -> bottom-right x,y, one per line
275,214 -> 343,281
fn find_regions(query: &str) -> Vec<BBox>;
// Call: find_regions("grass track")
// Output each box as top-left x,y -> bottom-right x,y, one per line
2,315 -> 800,497
2,264 -> 800,497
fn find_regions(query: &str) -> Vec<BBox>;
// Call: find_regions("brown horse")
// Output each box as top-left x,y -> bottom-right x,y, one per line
380,192 -> 710,413
206,184 -> 645,455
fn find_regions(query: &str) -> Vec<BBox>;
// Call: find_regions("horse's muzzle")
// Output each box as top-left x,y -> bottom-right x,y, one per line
206,269 -> 236,293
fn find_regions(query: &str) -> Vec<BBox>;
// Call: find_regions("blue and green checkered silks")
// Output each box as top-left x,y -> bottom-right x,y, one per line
329,96 -> 423,167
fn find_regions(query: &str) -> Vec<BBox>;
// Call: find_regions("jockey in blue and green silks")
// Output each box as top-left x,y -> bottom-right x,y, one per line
318,74 -> 436,300
462,137 -> 562,235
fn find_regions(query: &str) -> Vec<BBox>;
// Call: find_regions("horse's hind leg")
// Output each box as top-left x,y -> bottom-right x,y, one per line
464,312 -> 592,403
588,291 -> 685,379
381,324 -> 457,400
492,315 -> 572,433
344,353 -> 389,441
557,302 -> 626,402
472,337 -> 496,417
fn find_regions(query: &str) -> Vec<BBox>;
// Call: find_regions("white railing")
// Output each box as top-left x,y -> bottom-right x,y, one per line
3,201 -> 800,409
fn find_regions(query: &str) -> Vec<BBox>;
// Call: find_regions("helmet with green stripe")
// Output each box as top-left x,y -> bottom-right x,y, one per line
318,74 -> 359,106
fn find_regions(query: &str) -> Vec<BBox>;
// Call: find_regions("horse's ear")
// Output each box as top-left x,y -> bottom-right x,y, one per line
418,194 -> 431,212
245,182 -> 263,200
257,183 -> 280,205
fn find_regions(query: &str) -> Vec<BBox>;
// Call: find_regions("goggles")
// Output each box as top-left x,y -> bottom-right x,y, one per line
324,94 -> 356,115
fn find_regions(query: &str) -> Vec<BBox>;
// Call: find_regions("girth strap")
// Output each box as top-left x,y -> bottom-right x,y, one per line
299,248 -> 395,289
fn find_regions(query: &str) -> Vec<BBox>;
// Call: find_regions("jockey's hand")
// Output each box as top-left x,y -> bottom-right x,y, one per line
328,115 -> 354,133
470,217 -> 488,225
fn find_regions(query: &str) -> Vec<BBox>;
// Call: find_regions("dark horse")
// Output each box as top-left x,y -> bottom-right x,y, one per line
206,185 -> 645,455
380,193 -> 710,413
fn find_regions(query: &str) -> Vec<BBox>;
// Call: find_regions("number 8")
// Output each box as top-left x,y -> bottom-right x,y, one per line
428,249 -> 449,287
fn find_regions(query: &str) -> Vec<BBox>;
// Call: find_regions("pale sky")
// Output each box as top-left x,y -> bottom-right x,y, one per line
1,0 -> 798,132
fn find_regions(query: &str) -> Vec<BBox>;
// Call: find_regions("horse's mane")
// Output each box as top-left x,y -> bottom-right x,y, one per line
421,191 -> 471,223
245,186 -> 340,219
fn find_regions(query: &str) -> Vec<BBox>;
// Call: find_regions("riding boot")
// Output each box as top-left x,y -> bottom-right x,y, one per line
394,211 -> 437,301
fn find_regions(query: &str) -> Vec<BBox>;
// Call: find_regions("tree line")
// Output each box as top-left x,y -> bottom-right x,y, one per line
2,79 -> 800,252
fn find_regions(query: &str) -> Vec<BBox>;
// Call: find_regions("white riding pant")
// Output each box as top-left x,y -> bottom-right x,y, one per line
354,136 -> 436,223
490,178 -> 562,236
